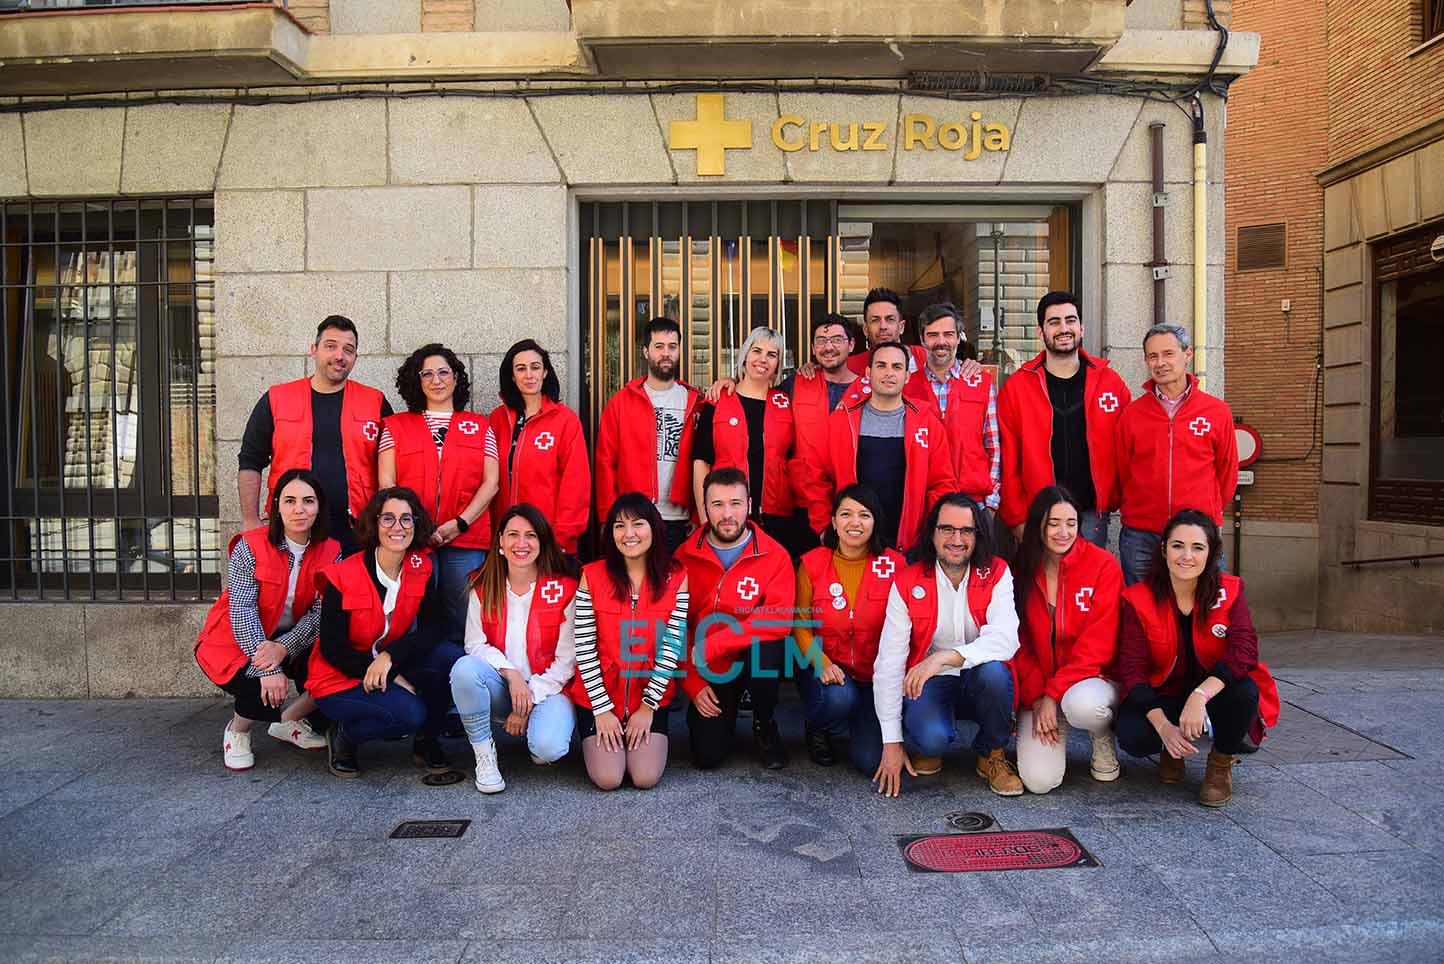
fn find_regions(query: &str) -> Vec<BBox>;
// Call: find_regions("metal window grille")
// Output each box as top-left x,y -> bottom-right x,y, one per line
1428,0 -> 1444,42
0,197 -> 220,601
1237,223 -> 1286,271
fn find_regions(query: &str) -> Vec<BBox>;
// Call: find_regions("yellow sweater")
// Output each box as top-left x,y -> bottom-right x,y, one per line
794,550 -> 869,670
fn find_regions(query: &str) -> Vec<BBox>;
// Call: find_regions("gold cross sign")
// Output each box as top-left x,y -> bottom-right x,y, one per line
669,93 -> 752,177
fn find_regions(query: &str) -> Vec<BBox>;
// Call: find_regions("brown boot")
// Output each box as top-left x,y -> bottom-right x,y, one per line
975,748 -> 1024,796
1158,751 -> 1185,784
1199,750 -> 1235,807
911,755 -> 943,776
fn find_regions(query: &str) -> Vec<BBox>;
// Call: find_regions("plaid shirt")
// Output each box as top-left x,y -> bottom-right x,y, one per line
927,362 -> 1002,510
225,537 -> 337,677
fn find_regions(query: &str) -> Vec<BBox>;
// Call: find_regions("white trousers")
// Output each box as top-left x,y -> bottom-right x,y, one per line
1015,677 -> 1120,795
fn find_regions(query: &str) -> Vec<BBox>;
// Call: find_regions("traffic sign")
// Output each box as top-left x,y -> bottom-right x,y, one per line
1236,423 -> 1262,468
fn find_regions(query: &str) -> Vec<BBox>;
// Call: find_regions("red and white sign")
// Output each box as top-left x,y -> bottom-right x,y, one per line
1235,422 -> 1262,468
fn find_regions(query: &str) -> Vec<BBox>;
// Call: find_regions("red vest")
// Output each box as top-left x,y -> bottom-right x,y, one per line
799,547 -> 904,682
384,410 -> 492,550
1121,574 -> 1280,730
267,378 -> 383,520
701,388 -> 798,516
475,572 -> 578,678
790,371 -> 837,471
305,550 -> 432,700
892,559 -> 1009,671
567,560 -> 685,716
194,528 -> 339,685
907,367 -> 994,504
488,399 -> 591,554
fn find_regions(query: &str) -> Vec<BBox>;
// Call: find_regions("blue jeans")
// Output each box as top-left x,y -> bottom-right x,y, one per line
901,661 -> 1015,757
315,639 -> 463,743
1079,509 -> 1111,550
432,546 -> 486,643
449,654 -> 575,763
796,670 -> 884,774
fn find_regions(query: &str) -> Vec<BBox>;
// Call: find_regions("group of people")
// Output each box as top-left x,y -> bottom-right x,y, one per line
195,288 -> 1278,808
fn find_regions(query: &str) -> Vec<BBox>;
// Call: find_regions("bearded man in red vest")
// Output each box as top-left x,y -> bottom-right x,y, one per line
239,316 -> 393,555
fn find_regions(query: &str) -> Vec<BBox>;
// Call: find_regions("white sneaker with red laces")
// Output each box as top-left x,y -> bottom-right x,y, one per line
268,719 -> 327,751
223,724 -> 254,771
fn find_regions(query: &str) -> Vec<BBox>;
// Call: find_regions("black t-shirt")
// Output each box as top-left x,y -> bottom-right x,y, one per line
1045,363 -> 1097,511
692,396 -> 768,517
239,386 -> 395,532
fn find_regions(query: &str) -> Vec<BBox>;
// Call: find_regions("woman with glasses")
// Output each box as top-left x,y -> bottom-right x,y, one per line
307,487 -> 463,778
488,339 -> 591,558
685,327 -> 808,556
195,468 -> 340,770
379,344 -> 498,642
449,503 -> 578,793
570,493 -> 688,790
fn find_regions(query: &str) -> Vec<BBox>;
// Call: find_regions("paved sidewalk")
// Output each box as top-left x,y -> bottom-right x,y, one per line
2,632 -> 1442,963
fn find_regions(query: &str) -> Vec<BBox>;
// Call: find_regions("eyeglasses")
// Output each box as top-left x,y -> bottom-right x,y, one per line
936,524 -> 977,538
813,334 -> 851,347
379,513 -> 415,529
419,368 -> 453,382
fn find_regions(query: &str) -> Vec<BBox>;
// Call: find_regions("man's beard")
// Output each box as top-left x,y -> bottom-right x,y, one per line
648,358 -> 676,381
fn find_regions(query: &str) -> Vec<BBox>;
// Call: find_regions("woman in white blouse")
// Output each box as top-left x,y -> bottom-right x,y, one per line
448,503 -> 577,794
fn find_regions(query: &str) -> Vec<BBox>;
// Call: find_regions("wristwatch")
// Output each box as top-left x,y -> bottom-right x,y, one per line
453,515 -> 470,534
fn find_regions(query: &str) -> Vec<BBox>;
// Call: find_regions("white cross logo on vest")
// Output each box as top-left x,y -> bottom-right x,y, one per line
913,426 -> 929,448
362,420 -> 378,441
974,565 -> 991,581
772,394 -> 790,409
963,372 -> 982,388
457,420 -> 478,435
871,556 -> 895,579
1190,416 -> 1212,437
736,576 -> 760,601
1075,587 -> 1094,612
534,431 -> 555,450
540,579 -> 563,605
408,554 -> 422,569
1212,586 -> 1227,610
1098,392 -> 1119,413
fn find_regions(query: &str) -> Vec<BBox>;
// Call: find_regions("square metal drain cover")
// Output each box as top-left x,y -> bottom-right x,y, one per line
390,819 -> 470,839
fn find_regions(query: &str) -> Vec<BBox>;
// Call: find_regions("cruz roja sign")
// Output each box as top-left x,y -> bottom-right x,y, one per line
670,93 -> 1012,177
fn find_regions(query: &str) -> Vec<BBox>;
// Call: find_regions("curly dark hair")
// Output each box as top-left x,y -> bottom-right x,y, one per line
352,486 -> 436,552
394,343 -> 471,414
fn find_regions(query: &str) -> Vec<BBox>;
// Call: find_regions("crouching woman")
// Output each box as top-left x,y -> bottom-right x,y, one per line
1115,509 -> 1280,806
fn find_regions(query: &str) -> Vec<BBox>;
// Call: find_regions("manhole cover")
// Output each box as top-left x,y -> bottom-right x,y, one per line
422,770 -> 466,787
390,819 -> 470,839
943,811 -> 997,833
897,829 -> 1099,873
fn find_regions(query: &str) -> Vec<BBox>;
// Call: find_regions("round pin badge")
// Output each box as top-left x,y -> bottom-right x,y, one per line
1211,624 -> 1227,638
832,596 -> 848,610
829,582 -> 844,597
912,585 -> 926,599
728,417 -> 739,426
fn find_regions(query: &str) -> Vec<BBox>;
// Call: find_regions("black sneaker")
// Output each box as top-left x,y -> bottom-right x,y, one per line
327,725 -> 359,779
412,737 -> 451,774
805,723 -> 836,767
753,718 -> 789,770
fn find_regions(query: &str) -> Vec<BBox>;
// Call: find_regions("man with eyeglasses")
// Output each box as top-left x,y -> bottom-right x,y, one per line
239,315 -> 393,555
870,493 -> 1023,796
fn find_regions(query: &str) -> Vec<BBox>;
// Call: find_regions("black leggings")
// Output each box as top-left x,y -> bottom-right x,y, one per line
219,646 -> 312,723
686,640 -> 782,769
1117,676 -> 1260,756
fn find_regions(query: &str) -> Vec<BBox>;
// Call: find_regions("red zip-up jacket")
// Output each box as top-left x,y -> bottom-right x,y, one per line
1014,538 -> 1123,707
267,378 -> 384,519
1115,376 -> 1239,532
790,371 -> 845,472
674,523 -> 797,699
594,376 -> 702,520
383,410 -> 493,550
806,396 -> 957,552
997,350 -> 1131,528
677,387 -> 805,517
488,398 -> 591,554
906,366 -> 996,505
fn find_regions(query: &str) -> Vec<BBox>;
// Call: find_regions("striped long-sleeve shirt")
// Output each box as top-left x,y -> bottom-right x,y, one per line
573,585 -> 689,716
224,538 -> 335,678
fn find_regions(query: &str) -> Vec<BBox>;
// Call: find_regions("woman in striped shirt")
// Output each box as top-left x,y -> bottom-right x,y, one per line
378,344 -> 499,643
449,503 -> 577,794
569,493 -> 688,790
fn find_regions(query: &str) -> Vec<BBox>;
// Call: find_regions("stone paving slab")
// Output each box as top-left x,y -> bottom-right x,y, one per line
1,632 -> 1442,962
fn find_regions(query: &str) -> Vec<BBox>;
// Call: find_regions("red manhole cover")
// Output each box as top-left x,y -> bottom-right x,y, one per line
898,829 -> 1098,873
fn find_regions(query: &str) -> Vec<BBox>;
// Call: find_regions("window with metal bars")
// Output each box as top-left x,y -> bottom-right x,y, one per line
1427,0 -> 1444,42
0,198 -> 220,601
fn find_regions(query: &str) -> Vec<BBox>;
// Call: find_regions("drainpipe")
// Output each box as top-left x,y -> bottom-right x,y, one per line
1192,96 -> 1209,392
1149,122 -> 1167,326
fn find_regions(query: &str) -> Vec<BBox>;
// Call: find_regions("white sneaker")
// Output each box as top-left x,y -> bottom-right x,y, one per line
223,724 -> 254,771
268,718 -> 327,751
1090,732 -> 1121,782
473,741 -> 505,794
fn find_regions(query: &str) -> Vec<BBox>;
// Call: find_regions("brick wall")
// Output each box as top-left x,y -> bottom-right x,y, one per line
1325,0 -> 1444,165
285,0 -> 329,34
1224,0 -> 1329,523
423,0 -> 474,31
